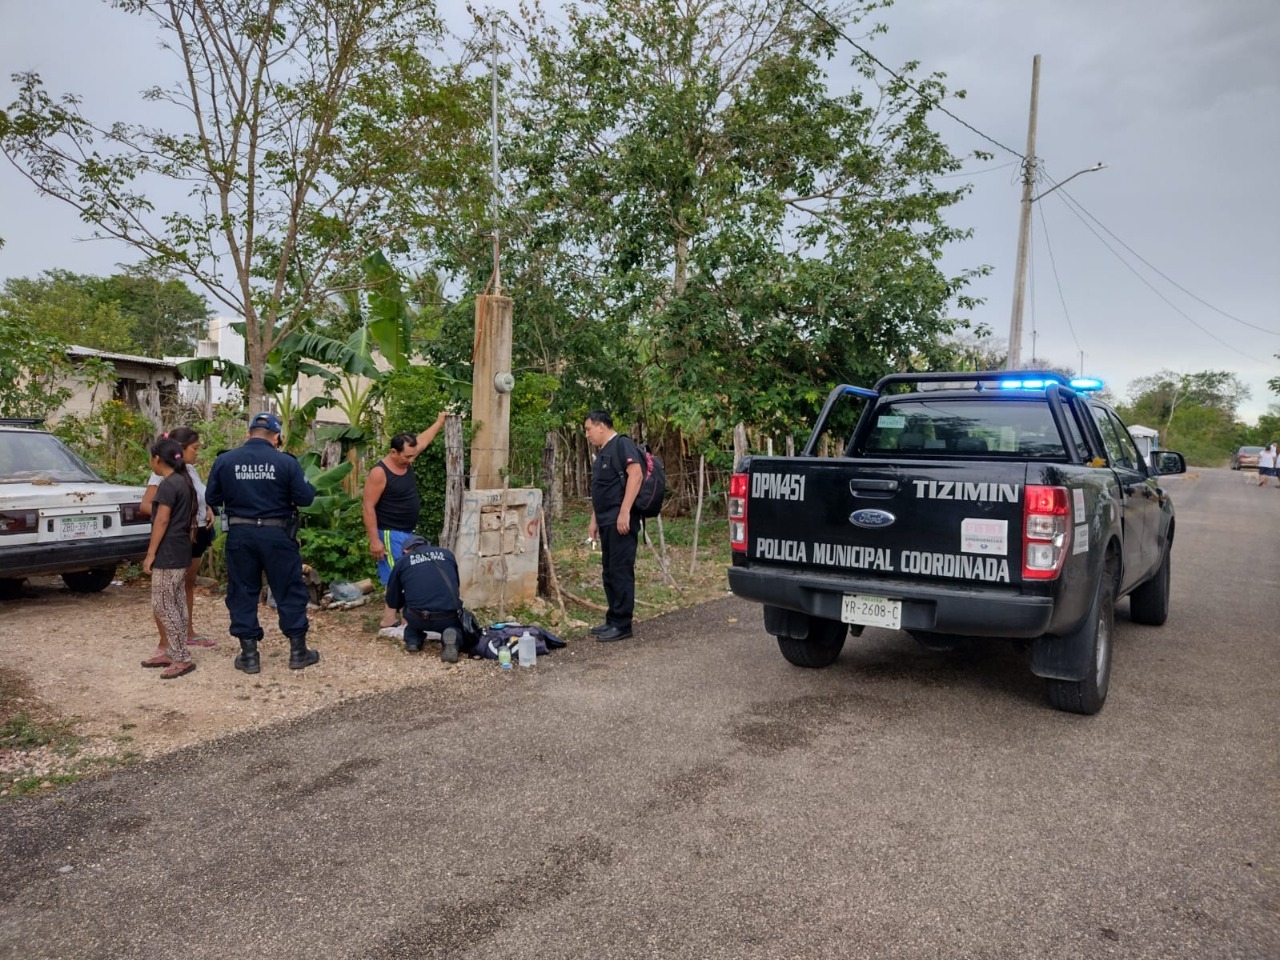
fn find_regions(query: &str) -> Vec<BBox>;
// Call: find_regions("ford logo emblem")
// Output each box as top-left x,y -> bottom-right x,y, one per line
849,508 -> 896,529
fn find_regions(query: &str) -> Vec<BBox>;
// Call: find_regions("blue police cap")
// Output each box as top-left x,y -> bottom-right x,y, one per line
249,411 -> 282,434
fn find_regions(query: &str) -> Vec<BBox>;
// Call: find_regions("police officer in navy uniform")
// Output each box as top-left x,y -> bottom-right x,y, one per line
384,535 -> 465,662
205,412 -> 319,674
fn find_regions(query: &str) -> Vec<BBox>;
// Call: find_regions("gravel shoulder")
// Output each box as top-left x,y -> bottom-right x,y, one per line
0,575 -> 567,791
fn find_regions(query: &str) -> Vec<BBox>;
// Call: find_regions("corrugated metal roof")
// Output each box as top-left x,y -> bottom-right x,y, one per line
66,345 -> 181,370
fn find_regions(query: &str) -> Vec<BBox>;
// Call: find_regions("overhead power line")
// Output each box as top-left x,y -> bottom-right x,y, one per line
1038,172 -> 1279,337
1034,200 -> 1082,357
791,0 -> 1027,161
1050,188 -> 1262,363
936,159 -> 1022,180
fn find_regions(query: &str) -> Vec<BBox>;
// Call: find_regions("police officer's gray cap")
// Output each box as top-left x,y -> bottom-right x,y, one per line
403,535 -> 429,553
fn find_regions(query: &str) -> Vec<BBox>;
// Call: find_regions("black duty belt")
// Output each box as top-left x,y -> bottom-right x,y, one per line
227,517 -> 290,528
408,609 -> 458,622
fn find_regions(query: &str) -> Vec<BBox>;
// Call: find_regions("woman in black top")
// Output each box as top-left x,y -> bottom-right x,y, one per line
141,437 -> 198,679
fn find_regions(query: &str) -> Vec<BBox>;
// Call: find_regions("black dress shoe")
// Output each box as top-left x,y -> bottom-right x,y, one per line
589,623 -> 610,635
594,625 -> 632,642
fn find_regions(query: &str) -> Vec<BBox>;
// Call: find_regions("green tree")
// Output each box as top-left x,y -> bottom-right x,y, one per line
97,267 -> 211,356
3,0 -> 486,411
1117,369 -> 1248,466
0,315 -> 74,421
1121,370 -> 1248,432
499,0 -> 986,446
0,271 -> 134,352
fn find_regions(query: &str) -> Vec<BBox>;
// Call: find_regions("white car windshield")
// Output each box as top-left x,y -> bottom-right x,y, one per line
0,432 -> 104,483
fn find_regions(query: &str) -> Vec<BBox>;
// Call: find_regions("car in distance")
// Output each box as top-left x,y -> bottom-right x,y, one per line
1231,445 -> 1264,470
0,422 -> 151,593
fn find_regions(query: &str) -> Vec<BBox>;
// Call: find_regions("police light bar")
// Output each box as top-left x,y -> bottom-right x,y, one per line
997,377 -> 1105,393
1068,377 -> 1104,392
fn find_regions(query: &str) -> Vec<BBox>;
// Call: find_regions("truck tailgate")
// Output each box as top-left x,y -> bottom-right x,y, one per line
746,459 -> 1030,587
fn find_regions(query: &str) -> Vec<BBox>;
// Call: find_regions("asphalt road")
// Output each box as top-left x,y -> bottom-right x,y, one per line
1,467 -> 1276,960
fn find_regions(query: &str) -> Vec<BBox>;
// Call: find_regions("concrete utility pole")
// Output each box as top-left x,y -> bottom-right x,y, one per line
1007,54 -> 1041,371
471,15 -> 514,489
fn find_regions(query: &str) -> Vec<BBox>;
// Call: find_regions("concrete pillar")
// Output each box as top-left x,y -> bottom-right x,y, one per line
471,294 -> 513,490
455,486 -> 542,608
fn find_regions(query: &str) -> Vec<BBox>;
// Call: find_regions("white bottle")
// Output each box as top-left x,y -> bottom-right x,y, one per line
517,629 -> 536,668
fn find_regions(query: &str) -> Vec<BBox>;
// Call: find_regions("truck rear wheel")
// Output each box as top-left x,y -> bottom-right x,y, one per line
776,617 -> 847,668
1128,544 -> 1171,626
1045,564 -> 1115,715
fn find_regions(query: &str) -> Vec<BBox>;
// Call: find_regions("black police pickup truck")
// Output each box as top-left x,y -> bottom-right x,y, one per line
727,371 -> 1187,714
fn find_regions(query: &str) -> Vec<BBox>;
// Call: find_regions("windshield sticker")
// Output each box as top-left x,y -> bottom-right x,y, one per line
1073,523 -> 1089,554
961,518 -> 1008,555
1073,488 -> 1085,519
877,415 -> 906,429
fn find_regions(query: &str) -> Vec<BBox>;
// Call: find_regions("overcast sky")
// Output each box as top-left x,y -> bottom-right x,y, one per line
1,0 -> 1277,420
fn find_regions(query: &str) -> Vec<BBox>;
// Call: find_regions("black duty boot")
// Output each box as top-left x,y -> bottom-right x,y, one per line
288,635 -> 320,670
234,639 -> 261,675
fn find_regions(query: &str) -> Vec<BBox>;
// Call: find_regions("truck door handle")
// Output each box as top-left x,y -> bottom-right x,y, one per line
848,479 -> 899,498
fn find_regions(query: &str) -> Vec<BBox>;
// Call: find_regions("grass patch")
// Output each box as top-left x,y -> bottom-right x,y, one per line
0,713 -> 79,751
507,500 -> 732,627
0,667 -> 140,802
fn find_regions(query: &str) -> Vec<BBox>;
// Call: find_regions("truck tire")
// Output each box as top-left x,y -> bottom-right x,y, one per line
61,566 -> 117,594
1128,545 -> 1171,626
776,617 -> 847,668
1045,563 -> 1115,715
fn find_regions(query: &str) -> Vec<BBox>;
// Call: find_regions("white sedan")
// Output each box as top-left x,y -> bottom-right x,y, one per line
0,423 -> 151,593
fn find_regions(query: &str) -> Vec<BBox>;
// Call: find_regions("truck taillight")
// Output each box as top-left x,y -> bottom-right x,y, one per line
729,473 -> 748,552
1023,484 -> 1071,580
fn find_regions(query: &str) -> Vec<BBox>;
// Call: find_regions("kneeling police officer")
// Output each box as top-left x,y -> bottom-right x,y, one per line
384,535 -> 465,662
205,412 -> 319,673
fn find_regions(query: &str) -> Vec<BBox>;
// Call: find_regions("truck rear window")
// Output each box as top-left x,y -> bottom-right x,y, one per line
860,398 -> 1069,458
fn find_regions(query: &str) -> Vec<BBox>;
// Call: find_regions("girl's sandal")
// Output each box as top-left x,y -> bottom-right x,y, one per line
160,661 -> 197,680
187,636 -> 217,648
141,653 -> 173,668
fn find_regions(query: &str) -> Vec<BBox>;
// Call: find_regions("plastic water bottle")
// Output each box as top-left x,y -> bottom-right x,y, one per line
517,629 -> 536,668
498,645 -> 512,670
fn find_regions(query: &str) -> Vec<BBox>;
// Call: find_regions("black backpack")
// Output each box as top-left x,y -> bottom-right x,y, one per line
633,446 -> 666,518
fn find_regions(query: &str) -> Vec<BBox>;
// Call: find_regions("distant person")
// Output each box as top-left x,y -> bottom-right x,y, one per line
1258,443 -> 1276,487
1268,442 -> 1280,488
584,409 -> 643,642
205,412 -> 319,674
140,426 -> 216,650
140,437 -> 198,680
384,536 -> 465,662
362,412 -> 448,630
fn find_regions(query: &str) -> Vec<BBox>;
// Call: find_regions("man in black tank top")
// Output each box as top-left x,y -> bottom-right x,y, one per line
362,412 -> 447,629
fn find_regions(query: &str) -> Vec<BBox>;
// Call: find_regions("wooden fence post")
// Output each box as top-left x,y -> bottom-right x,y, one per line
440,414 -> 465,552
689,454 -> 705,576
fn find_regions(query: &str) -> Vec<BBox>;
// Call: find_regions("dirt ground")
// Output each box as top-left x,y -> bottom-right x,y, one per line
0,574 -> 589,793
